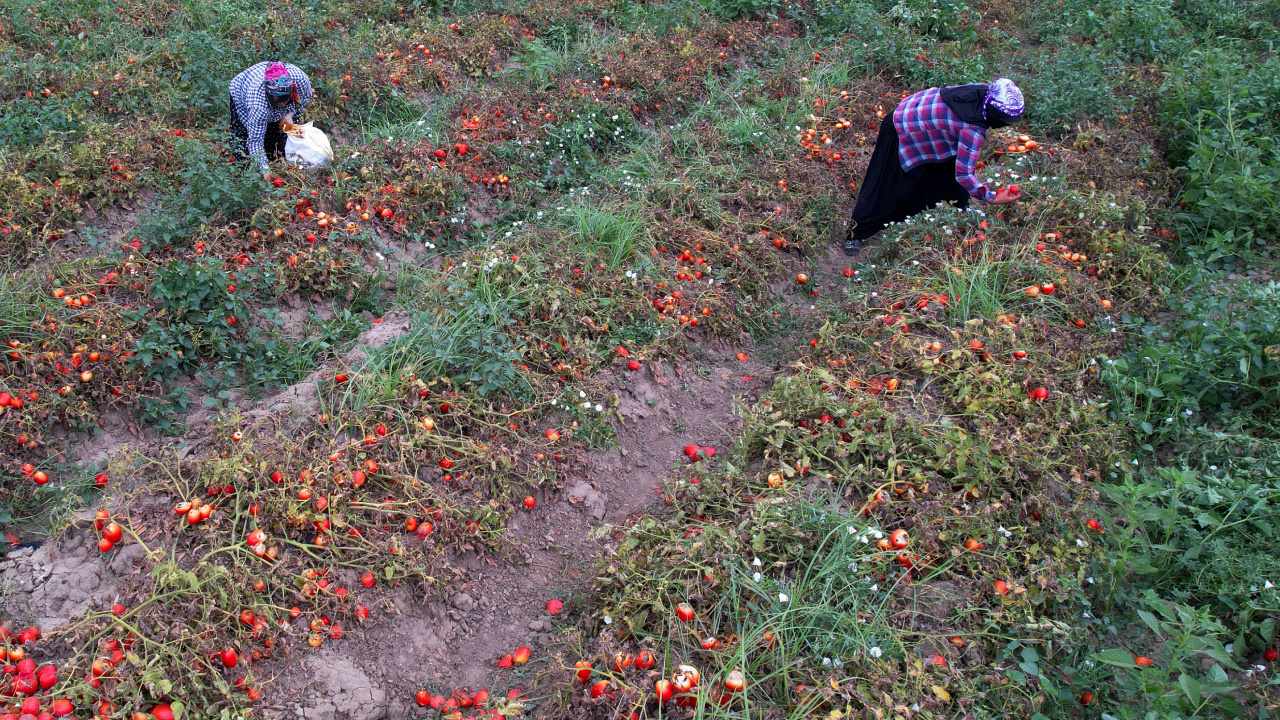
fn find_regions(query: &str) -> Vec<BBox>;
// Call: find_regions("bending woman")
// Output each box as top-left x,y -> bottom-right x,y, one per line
842,79 -> 1025,256
228,61 -> 314,176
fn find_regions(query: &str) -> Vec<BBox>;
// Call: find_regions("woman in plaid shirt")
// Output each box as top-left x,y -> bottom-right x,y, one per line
228,61 -> 314,174
842,79 -> 1024,256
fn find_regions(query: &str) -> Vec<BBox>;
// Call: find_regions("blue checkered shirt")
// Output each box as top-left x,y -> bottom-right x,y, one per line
229,62 -> 313,170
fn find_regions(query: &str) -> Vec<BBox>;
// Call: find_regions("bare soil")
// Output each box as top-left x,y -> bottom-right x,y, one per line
5,326 -> 771,720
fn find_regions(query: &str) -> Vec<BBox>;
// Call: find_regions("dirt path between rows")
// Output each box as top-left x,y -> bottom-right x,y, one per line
258,349 -> 771,720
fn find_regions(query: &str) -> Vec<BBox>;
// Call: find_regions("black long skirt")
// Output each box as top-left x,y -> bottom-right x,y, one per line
849,115 -> 970,242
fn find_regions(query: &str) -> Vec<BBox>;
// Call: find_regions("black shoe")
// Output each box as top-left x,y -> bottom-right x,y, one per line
842,236 -> 862,256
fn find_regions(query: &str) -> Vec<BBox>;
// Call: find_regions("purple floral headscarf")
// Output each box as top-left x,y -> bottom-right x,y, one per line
983,78 -> 1025,120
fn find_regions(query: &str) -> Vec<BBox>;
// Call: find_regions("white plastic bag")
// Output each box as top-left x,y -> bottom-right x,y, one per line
284,122 -> 333,168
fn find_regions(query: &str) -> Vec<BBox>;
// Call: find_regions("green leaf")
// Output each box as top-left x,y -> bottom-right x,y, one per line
1201,644 -> 1242,670
1179,673 -> 1202,704
1137,609 -> 1163,635
1093,649 -> 1138,668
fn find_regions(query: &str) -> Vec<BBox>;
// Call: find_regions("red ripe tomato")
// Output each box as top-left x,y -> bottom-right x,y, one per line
574,661 -> 592,683
415,690 -> 431,707
889,529 -> 909,549
220,648 -> 238,668
523,496 -> 536,509
1264,648 -> 1278,662
361,572 -> 376,588
627,360 -> 640,371
433,149 -> 447,159
993,580 -> 1009,596
675,602 -> 695,622
654,679 -> 674,702
37,664 -> 58,689
1134,656 -> 1152,667
103,522 -> 123,543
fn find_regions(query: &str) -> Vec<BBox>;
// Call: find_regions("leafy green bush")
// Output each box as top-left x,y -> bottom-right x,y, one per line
1102,274 -> 1280,446
704,0 -> 786,20
1162,49 -> 1280,249
1026,0 -> 1185,62
128,257 -> 259,383
0,97 -> 85,147
1017,46 -> 1121,136
887,0 -> 980,40
136,137 -> 266,250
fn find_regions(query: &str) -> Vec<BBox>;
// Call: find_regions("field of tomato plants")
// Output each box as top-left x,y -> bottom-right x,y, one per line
1,0 -> 1279,717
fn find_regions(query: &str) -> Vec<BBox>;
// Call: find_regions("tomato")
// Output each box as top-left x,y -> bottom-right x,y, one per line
523,496 -> 536,509
361,572 -> 375,588
589,680 -> 611,699
889,529 -> 909,549
103,522 -> 123,543
627,360 -> 640,371
993,580 -> 1009,596
98,538 -> 114,552
634,650 -> 655,670
574,660 -> 592,682
513,646 -> 531,664
1134,656 -> 1152,667
655,679 -> 674,702
675,602 -> 695,622
51,699 -> 74,717
37,664 -> 58,689
724,669 -> 746,693
612,652 -> 633,671
220,648 -> 238,668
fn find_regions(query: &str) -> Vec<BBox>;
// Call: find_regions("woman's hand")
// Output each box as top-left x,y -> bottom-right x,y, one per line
991,185 -> 1021,205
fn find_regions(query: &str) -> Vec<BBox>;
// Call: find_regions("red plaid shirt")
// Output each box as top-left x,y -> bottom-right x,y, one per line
893,87 -> 995,202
